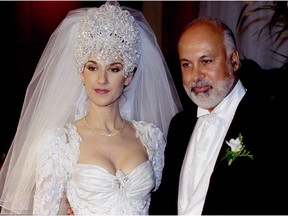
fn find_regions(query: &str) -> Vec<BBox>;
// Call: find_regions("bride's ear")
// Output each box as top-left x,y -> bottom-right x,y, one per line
124,70 -> 135,86
124,75 -> 133,86
80,72 -> 85,85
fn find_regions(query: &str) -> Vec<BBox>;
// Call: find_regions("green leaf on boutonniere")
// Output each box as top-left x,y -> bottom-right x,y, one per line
222,133 -> 254,166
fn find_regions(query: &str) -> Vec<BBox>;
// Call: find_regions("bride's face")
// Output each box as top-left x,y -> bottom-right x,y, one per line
81,55 -> 132,108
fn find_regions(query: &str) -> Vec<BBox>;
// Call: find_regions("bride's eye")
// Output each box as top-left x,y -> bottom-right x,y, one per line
109,64 -> 124,73
87,66 -> 97,71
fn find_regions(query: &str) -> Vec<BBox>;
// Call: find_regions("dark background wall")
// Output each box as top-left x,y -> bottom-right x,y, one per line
0,1 -> 199,157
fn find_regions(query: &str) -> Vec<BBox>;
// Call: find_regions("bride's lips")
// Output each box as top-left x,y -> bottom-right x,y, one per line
95,89 -> 110,94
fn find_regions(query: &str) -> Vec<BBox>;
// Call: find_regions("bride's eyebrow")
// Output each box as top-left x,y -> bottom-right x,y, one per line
86,60 -> 97,64
110,62 -> 123,66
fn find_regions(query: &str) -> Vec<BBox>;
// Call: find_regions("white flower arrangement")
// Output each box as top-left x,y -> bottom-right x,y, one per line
222,133 -> 254,166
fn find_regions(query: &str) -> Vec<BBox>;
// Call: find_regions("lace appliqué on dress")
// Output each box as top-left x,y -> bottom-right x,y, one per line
132,120 -> 166,191
34,124 -> 81,215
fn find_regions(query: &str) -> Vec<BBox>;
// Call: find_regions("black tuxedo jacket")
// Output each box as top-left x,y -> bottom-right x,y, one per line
150,65 -> 287,215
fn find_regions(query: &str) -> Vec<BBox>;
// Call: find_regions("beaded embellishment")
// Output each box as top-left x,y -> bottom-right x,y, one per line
75,3 -> 140,77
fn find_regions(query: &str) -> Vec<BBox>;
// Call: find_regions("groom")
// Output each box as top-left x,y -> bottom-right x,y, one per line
149,17 -> 287,215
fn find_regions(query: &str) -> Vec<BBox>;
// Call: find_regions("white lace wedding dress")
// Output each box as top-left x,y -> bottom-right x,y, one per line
33,120 -> 165,215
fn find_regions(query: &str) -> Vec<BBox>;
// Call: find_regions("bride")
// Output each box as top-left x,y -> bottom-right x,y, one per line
0,2 -> 182,215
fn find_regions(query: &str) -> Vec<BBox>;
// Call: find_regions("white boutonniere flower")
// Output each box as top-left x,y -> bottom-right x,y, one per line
222,133 -> 254,166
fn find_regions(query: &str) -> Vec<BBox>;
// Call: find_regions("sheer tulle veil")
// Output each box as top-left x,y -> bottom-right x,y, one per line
0,2 -> 182,214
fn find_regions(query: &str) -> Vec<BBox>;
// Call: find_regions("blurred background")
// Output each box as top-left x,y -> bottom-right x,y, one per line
1,1 -> 287,161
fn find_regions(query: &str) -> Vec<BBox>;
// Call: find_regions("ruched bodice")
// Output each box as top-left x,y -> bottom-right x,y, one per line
67,161 -> 154,214
33,120 -> 166,215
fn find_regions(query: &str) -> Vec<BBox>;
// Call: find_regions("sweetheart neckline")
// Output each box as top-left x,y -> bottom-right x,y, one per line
76,160 -> 150,177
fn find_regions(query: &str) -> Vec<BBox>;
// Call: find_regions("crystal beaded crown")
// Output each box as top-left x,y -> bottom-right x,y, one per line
75,3 -> 141,77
